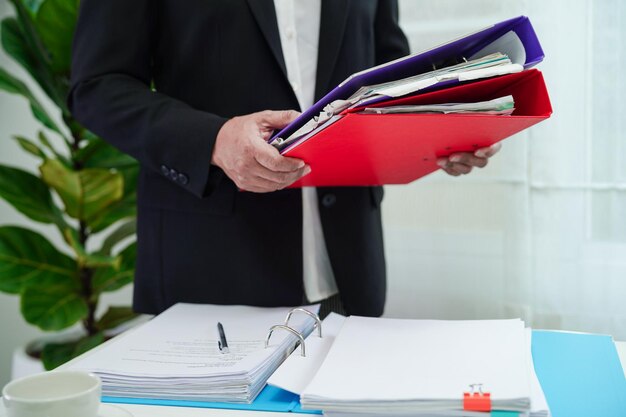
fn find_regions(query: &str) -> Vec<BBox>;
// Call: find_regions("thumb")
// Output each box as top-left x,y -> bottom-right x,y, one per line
257,110 -> 301,129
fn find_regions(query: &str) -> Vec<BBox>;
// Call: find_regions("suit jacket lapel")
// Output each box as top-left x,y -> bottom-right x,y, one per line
314,0 -> 350,101
246,0 -> 288,79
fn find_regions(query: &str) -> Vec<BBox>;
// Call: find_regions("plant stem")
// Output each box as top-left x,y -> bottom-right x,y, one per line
79,249 -> 98,335
68,116 -> 97,336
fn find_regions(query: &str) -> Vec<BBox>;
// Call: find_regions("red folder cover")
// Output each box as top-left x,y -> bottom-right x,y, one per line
284,69 -> 552,187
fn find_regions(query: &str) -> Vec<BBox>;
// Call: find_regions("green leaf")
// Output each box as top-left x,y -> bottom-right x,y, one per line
87,197 -> 136,234
21,276 -> 87,331
1,18 -> 39,84
98,220 -> 136,256
0,226 -> 77,294
12,135 -> 47,159
39,159 -> 124,221
96,306 -> 138,332
38,131 -> 71,164
92,242 -> 136,294
0,17 -> 69,114
21,0 -> 46,16
63,227 -> 120,269
3,2 -> 69,114
34,0 -> 79,75
41,332 -> 104,370
78,139 -> 138,170
21,0 -> 45,16
0,65 -> 62,134
0,164 -> 64,225
87,166 -> 138,233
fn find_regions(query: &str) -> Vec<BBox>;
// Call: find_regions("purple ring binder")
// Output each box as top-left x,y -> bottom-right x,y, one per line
270,15 -> 544,144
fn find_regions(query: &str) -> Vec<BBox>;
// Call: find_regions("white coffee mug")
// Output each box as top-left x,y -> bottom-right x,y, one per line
2,371 -> 101,417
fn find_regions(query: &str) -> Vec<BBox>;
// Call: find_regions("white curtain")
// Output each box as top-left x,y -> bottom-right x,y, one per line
385,0 -> 626,339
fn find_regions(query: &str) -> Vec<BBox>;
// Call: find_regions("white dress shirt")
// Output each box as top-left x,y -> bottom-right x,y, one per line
273,0 -> 339,302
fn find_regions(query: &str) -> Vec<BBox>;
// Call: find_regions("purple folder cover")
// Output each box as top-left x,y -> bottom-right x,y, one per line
271,15 -> 544,143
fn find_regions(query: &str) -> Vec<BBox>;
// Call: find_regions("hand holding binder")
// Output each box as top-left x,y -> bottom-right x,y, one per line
438,143 -> 502,176
211,110 -> 309,192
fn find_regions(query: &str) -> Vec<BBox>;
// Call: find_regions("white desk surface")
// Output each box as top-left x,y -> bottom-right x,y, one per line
2,342 -> 625,417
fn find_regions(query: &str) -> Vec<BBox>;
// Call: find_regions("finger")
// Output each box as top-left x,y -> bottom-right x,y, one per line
441,167 -> 461,177
449,152 -> 488,168
243,164 -> 310,192
474,142 -> 502,158
253,140 -> 306,172
437,158 -> 473,175
250,160 -> 311,186
257,110 -> 301,129
241,175 -> 285,193
447,163 -> 473,175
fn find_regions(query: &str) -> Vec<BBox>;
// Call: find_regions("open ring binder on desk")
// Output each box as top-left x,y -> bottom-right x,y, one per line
62,304 -> 626,416
64,303 -> 324,414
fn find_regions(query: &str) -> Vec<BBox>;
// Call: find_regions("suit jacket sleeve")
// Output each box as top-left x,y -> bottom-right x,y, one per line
374,0 -> 411,64
68,0 -> 227,198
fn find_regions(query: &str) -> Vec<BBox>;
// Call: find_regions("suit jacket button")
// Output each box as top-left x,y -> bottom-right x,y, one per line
160,165 -> 169,177
322,193 -> 336,207
169,168 -> 178,179
178,173 -> 189,185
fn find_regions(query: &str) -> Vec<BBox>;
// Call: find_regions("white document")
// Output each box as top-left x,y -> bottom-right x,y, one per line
361,95 -> 515,115
300,317 -> 531,414
470,30 -> 527,66
268,312 -> 347,395
68,303 -> 319,403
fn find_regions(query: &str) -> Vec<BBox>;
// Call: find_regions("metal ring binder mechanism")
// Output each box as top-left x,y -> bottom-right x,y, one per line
264,307 -> 322,357
284,308 -> 322,337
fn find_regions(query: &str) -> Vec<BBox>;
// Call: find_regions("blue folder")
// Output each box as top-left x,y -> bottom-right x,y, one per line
103,330 -> 626,416
532,330 -> 626,417
103,384 -> 320,414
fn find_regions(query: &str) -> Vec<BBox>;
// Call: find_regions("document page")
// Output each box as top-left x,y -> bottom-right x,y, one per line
268,313 -> 347,395
301,317 -> 530,412
71,303 -> 310,377
360,95 -> 515,115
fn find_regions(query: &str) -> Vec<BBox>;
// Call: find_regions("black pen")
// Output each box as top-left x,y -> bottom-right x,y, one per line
217,322 -> 229,354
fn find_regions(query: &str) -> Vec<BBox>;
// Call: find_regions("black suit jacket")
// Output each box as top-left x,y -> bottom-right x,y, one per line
69,0 -> 409,316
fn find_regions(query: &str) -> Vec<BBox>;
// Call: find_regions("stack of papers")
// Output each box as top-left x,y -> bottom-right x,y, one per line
274,52 -> 522,150
297,317 -> 549,417
67,303 -> 318,403
360,95 -> 515,115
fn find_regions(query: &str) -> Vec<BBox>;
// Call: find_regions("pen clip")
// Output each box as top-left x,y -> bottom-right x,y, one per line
218,340 -> 229,354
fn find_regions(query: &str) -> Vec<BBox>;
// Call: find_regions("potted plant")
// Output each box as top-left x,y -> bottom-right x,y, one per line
0,0 -> 139,372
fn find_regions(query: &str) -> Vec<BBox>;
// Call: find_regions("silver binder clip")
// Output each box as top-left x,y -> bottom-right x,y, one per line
265,324 -> 306,357
284,308 -> 322,338
468,383 -> 484,394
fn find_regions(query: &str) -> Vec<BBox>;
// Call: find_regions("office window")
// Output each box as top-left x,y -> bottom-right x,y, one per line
386,0 -> 626,339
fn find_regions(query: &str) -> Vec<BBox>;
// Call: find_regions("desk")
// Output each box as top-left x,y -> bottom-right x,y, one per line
2,342 -> 625,417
